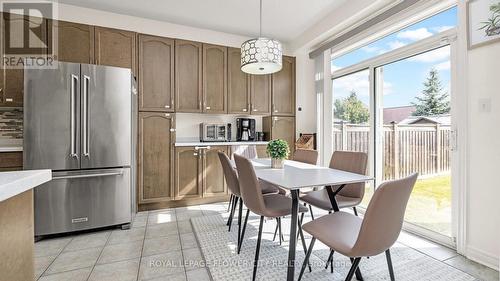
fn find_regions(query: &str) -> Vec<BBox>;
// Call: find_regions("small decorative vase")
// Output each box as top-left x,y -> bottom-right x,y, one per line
271,158 -> 284,169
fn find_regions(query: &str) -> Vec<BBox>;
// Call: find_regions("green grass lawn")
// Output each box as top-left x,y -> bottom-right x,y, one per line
361,174 -> 452,236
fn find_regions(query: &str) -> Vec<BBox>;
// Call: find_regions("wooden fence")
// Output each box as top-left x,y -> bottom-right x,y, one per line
333,123 -> 451,180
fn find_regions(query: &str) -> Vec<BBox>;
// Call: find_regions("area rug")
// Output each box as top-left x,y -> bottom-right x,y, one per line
191,214 -> 477,281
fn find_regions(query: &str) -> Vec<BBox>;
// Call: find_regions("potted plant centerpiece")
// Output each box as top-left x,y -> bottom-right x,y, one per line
266,139 -> 290,169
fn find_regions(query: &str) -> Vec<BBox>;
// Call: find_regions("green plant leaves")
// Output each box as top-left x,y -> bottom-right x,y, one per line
266,139 -> 290,160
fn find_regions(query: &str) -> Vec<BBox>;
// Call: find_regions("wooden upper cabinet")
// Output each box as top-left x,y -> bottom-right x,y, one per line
49,20 -> 94,64
138,112 -> 175,204
94,27 -> 136,73
272,56 -> 295,116
250,74 -> 272,115
175,40 -> 202,113
138,34 -> 175,112
0,13 -> 47,106
203,146 -> 227,197
228,47 -> 250,114
202,44 -> 227,113
175,146 -> 202,199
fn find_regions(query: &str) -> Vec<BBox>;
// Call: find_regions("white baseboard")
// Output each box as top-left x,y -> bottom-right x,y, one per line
466,245 -> 499,271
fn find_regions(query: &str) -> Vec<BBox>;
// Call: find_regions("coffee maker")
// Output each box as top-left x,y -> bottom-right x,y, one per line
236,118 -> 256,141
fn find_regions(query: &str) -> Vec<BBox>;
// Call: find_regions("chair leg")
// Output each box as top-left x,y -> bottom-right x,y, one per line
273,218 -> 279,242
325,250 -> 335,270
350,258 -> 364,281
385,249 -> 395,281
238,209 -> 250,254
297,218 -> 312,272
345,258 -> 362,281
227,194 -> 234,212
252,216 -> 265,281
278,217 -> 283,245
298,238 -> 316,281
353,207 -> 358,216
227,196 -> 237,231
308,204 -> 315,220
237,198 -> 243,251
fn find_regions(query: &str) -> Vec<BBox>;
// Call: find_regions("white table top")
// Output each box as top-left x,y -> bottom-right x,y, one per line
0,169 -> 52,202
250,159 -> 373,190
175,141 -> 268,147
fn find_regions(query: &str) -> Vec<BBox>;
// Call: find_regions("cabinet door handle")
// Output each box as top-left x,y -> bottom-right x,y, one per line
242,108 -> 247,112
273,104 -> 277,113
193,153 -> 198,156
170,128 -> 176,132
164,105 -> 170,109
206,106 -> 211,110
5,98 -> 13,102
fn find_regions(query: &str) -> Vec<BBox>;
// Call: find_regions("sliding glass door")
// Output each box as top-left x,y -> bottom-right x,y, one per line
375,46 -> 453,239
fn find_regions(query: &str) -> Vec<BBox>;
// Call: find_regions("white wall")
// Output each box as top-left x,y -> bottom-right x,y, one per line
459,1 -> 500,269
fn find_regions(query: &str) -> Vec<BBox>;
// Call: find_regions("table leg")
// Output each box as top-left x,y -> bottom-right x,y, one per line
325,184 -> 344,212
286,189 -> 299,281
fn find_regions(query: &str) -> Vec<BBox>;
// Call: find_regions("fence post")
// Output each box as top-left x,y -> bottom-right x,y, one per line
341,122 -> 348,151
435,123 -> 441,174
393,123 -> 399,179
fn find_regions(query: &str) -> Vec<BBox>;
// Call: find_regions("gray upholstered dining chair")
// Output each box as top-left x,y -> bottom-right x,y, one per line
233,154 -> 311,281
300,150 -> 368,219
298,173 -> 419,281
218,152 -> 282,249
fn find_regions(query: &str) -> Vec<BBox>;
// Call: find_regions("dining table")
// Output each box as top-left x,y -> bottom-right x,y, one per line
248,158 -> 374,281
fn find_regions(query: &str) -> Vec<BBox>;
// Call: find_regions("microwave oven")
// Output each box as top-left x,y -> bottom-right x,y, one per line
199,123 -> 231,142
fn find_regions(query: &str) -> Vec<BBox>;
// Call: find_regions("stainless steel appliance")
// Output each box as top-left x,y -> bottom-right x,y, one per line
24,62 -> 137,236
199,123 -> 231,142
236,118 -> 256,141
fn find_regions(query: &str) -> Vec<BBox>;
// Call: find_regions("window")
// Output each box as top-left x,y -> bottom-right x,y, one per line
331,7 -> 457,72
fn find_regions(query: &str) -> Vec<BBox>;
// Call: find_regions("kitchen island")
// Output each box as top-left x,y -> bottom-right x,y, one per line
0,169 -> 51,281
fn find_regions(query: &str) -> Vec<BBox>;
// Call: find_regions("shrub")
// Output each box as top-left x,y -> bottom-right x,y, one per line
266,139 -> 290,159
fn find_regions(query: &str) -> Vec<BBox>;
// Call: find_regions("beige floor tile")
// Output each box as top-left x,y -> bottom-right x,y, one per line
132,216 -> 148,228
45,247 -> 101,274
89,259 -> 140,281
177,221 -> 193,234
397,232 -> 457,261
63,231 -> 110,252
138,251 -> 185,280
145,222 -> 178,239
35,255 -> 57,279
107,227 -> 146,245
97,240 -> 143,264
143,235 -> 182,257
35,237 -> 72,257
182,247 -> 205,272
176,210 -> 203,222
186,268 -> 211,281
142,272 -> 187,281
148,210 -> 177,225
39,268 -> 92,281
180,233 -> 198,250
444,255 -> 499,281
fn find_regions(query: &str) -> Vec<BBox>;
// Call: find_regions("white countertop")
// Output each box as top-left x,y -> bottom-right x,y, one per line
0,170 -> 51,202
0,144 -> 23,152
175,141 -> 269,147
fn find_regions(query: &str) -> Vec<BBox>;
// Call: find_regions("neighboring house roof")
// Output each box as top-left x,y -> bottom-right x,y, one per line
383,106 -> 416,124
399,114 -> 451,126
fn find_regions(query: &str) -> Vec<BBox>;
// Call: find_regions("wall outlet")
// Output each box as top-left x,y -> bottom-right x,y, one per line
478,98 -> 491,113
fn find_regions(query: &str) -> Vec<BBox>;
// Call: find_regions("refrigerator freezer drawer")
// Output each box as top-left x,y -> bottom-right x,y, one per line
34,168 -> 131,236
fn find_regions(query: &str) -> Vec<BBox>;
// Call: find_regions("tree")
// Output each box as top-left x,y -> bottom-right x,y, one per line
412,68 -> 450,116
334,91 -> 369,124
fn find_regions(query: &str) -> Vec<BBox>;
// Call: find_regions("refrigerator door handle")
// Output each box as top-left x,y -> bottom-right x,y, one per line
83,75 -> 90,157
52,171 -> 124,180
70,74 -> 79,158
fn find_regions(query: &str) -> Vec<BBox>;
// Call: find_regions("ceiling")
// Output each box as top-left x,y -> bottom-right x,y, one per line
56,0 -> 348,43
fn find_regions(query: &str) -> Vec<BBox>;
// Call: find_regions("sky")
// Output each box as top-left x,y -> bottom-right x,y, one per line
332,7 -> 457,109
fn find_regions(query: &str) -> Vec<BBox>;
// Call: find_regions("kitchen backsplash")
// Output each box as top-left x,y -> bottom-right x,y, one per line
0,108 -> 23,139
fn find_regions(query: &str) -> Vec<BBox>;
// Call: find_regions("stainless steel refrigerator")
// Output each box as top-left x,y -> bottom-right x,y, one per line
24,62 -> 137,236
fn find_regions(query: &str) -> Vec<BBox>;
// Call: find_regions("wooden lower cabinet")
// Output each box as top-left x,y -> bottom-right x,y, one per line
0,152 -> 23,171
175,146 -> 228,200
174,146 -> 202,199
203,146 -> 228,197
256,145 -> 268,158
138,112 -> 175,205
263,116 -> 296,158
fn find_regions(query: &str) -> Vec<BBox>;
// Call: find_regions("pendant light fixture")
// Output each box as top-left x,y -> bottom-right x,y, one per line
241,0 -> 282,75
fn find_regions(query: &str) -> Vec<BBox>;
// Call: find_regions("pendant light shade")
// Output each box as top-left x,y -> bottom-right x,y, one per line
241,0 -> 283,75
